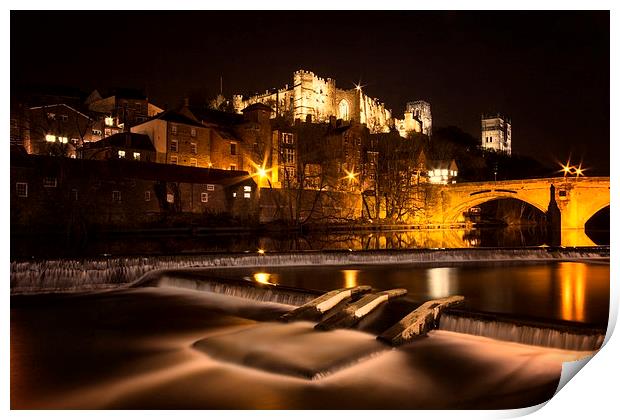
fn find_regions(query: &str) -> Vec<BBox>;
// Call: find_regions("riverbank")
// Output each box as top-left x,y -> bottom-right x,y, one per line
10,246 -> 609,295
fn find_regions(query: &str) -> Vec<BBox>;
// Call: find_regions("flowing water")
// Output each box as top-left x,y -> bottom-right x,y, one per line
11,258 -> 609,409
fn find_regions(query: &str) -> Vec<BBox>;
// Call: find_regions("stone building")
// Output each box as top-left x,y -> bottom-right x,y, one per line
24,103 -> 97,156
78,132 -> 157,162
10,153 -> 258,231
481,113 -> 512,155
406,101 -> 433,136
232,69 -> 430,137
85,88 -> 164,129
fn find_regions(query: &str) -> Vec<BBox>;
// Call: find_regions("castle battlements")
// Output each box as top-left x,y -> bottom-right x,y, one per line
232,69 -> 431,136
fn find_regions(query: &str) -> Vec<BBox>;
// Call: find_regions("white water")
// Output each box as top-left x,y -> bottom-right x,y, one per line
153,276 -> 316,307
10,247 -> 608,294
439,314 -> 604,351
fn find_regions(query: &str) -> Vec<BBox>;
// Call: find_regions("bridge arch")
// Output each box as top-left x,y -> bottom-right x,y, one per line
442,193 -> 548,224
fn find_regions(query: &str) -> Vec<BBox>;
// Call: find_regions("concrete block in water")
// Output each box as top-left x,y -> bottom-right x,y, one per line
315,289 -> 408,331
280,286 -> 371,322
378,295 -> 464,346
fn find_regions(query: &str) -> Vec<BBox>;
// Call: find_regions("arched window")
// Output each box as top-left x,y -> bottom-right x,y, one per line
338,99 -> 350,121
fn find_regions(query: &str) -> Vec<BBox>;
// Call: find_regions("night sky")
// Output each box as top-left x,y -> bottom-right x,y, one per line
11,11 -> 610,174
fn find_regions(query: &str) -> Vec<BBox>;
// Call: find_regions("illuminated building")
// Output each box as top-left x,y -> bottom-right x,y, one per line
481,113 -> 512,155
232,69 -> 430,136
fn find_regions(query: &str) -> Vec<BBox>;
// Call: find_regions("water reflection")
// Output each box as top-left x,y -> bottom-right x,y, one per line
341,270 -> 359,288
11,226 -> 607,259
253,272 -> 277,286
426,267 -> 457,299
558,263 -> 586,322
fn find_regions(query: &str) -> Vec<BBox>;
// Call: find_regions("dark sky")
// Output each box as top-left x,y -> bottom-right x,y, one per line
11,11 -> 610,174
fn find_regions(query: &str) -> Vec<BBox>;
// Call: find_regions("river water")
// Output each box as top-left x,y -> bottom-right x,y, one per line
11,258 -> 609,409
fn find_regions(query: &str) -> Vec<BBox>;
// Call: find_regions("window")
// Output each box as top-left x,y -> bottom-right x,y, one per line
282,133 -> 294,144
190,158 -> 197,167
112,190 -> 121,202
244,186 -> 252,192
71,189 -> 78,201
170,156 -> 178,165
43,177 -> 57,188
59,115 -> 68,122
144,191 -> 151,201
207,184 -> 215,191
47,113 -> 56,120
190,142 -> 197,154
232,192 -> 237,198
244,192 -> 251,199
229,164 -> 236,170
201,192 -> 209,203
338,99 -> 350,120
171,124 -> 177,134
133,152 -> 141,160
170,139 -> 178,152
230,143 -> 237,156
45,134 -> 56,142
166,193 -> 174,203
118,150 -> 126,158
190,128 -> 197,137
92,129 -> 102,136
105,116 -> 114,126
283,148 -> 295,164
57,136 -> 68,144
16,182 -> 27,197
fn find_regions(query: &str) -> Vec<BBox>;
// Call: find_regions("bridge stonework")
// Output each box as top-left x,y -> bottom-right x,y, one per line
424,177 -> 609,246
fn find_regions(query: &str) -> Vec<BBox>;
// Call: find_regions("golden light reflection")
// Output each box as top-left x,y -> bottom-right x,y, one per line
559,263 -> 586,322
253,272 -> 276,286
426,267 -> 455,299
341,270 -> 359,288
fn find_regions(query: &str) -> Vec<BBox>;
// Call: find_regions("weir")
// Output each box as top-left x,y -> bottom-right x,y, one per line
10,247 -> 609,295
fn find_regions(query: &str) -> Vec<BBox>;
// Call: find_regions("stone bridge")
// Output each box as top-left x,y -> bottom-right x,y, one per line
427,177 -> 610,246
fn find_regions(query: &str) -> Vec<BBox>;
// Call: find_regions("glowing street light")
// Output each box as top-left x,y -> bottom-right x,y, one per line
257,166 -> 267,178
344,169 -> 358,182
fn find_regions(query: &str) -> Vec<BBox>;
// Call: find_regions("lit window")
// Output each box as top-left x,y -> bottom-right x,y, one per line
207,184 -> 215,191
145,191 -> 151,201
201,192 -> 208,203
58,137 -> 68,144
191,128 -> 197,137
232,192 -> 237,198
229,164 -> 236,170
133,152 -> 141,160
441,169 -> 448,176
170,156 -> 178,165
112,190 -> 121,202
190,158 -> 197,167
92,129 -> 102,136
47,113 -> 56,120
244,186 -> 252,192
105,116 -> 114,126
16,182 -> 28,197
166,193 -> 174,203
43,177 -> 57,188
170,139 -> 178,152
244,192 -> 251,199
190,142 -> 197,154
45,134 -> 56,142
118,150 -> 126,158
230,143 -> 237,156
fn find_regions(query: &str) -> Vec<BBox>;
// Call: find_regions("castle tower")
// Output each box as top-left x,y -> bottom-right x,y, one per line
293,70 -> 316,122
481,113 -> 512,155
406,100 -> 432,137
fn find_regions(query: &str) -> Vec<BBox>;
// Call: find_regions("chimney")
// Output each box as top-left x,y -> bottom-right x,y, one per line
329,115 -> 336,128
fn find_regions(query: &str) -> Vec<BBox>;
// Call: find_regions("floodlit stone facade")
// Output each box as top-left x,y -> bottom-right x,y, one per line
481,113 -> 512,155
233,69 -> 430,137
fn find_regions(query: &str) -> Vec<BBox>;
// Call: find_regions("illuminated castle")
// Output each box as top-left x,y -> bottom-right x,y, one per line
232,69 -> 431,137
